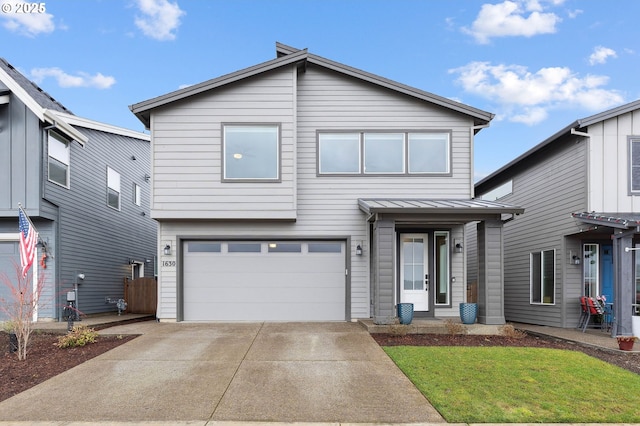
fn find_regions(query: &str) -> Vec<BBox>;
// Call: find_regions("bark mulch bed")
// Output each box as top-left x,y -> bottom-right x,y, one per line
0,330 -> 138,403
372,332 -> 640,375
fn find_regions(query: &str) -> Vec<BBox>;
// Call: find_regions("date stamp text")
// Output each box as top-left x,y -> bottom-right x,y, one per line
1,3 -> 46,13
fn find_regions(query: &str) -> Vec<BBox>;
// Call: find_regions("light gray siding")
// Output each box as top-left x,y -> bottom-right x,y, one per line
150,67 -> 297,220
155,64 -> 478,321
494,135 -> 588,327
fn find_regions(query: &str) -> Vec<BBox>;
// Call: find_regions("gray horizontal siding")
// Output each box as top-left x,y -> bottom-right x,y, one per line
150,67 -> 297,219
497,136 -> 588,327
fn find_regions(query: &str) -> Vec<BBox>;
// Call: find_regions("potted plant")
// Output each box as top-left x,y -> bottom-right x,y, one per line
459,302 -> 478,324
615,335 -> 638,351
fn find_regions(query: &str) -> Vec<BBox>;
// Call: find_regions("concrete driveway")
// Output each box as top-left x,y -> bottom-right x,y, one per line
0,321 -> 444,424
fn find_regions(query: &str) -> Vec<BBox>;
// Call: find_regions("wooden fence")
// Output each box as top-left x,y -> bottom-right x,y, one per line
124,277 -> 157,314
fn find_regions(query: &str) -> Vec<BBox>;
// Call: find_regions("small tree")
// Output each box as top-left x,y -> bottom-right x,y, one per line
0,261 -> 46,360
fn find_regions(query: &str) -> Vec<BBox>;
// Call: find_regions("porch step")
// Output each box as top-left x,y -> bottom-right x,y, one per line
358,318 -> 505,335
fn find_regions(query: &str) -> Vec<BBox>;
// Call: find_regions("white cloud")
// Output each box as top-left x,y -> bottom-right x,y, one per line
134,0 -> 185,41
589,46 -> 617,65
1,11 -> 55,37
30,68 -> 116,89
449,61 -> 624,125
463,0 -> 562,44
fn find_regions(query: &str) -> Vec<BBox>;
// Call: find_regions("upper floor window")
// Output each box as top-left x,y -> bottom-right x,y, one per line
629,137 -> 640,194
48,131 -> 70,188
530,249 -> 555,304
133,183 -> 142,206
223,124 -> 280,181
107,167 -> 121,210
318,131 -> 450,175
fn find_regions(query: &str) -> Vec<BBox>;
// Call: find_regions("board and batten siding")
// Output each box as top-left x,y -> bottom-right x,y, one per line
587,109 -> 640,212
150,67 -> 297,220
155,64 -> 477,320
497,135 -> 588,327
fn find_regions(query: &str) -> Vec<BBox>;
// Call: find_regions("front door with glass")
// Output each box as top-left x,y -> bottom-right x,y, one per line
400,234 -> 429,311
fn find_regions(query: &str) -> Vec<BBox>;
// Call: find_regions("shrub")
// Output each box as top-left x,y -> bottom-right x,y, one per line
499,324 -> 527,339
56,325 -> 99,348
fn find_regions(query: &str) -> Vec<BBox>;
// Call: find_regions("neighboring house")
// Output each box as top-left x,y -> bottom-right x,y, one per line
130,42 -> 522,324
473,100 -> 640,337
0,58 -> 157,321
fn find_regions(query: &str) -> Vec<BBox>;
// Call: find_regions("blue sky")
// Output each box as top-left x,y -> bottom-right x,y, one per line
2,0 -> 639,180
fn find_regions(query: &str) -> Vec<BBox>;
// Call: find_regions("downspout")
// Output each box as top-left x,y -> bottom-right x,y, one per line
470,124 -> 490,198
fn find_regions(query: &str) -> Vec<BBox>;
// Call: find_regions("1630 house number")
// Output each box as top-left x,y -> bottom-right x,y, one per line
162,260 -> 176,267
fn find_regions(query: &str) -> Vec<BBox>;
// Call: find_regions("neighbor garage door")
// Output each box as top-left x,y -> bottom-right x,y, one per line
183,240 -> 346,321
0,239 -> 20,321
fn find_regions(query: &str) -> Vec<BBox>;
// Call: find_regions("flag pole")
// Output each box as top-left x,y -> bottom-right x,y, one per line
17,203 -> 40,322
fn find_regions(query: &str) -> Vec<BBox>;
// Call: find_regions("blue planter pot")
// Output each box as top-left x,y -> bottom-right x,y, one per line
459,303 -> 478,324
397,303 -> 414,325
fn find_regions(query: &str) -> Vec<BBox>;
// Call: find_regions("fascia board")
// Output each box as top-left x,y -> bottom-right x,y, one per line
52,110 -> 149,141
130,49 -> 309,125
43,109 -> 89,145
0,64 -> 46,121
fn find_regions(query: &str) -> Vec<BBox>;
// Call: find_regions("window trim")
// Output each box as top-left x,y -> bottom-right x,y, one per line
222,123 -> 281,182
107,166 -> 121,211
628,136 -> 640,195
530,249 -> 556,305
317,130 -> 452,176
47,130 -> 70,188
133,183 -> 142,206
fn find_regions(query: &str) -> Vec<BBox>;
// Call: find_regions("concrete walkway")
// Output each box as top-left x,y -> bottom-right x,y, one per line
0,320 -> 444,424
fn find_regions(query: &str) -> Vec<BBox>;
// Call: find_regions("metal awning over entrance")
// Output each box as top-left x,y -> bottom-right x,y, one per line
572,212 -> 640,230
358,198 -> 524,217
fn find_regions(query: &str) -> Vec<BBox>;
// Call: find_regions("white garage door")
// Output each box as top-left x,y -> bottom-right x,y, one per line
183,241 -> 346,321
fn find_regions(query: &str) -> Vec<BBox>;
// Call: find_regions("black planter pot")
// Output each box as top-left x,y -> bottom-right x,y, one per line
9,332 -> 18,353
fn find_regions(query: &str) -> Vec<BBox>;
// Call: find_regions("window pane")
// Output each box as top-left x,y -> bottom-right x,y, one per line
268,243 -> 302,253
107,188 -> 120,209
583,244 -> 599,297
188,242 -> 221,252
107,167 -> 120,191
48,158 -> 68,186
408,133 -> 449,173
133,184 -> 141,206
631,141 -> 640,191
542,250 -> 555,303
48,132 -> 69,164
319,133 -> 360,174
308,242 -> 342,253
224,125 -> 278,179
228,243 -> 261,253
531,252 -> 541,303
435,232 -> 449,305
364,133 -> 404,173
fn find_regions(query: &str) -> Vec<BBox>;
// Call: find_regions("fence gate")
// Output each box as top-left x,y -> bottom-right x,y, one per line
124,277 -> 157,314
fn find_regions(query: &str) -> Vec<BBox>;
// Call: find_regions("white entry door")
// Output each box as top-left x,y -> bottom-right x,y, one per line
400,234 -> 429,311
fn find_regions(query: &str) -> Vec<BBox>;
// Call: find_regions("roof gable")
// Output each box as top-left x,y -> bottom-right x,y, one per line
476,99 -> 640,192
130,42 -> 494,129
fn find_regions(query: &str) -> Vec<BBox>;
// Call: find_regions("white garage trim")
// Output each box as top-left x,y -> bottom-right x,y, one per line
181,240 -> 348,321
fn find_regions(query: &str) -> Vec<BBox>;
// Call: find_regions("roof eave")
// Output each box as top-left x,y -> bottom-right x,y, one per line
130,49 -> 309,128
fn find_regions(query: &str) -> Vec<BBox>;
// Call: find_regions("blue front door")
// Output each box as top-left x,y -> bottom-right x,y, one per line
601,245 -> 614,304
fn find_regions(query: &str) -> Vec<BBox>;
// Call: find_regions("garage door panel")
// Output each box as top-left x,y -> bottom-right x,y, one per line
183,241 -> 346,321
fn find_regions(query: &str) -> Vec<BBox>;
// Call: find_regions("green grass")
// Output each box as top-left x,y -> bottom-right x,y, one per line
384,346 -> 640,423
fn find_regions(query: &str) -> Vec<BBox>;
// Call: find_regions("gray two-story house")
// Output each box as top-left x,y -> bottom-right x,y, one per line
474,100 -> 640,337
0,58 -> 157,321
130,43 -> 522,324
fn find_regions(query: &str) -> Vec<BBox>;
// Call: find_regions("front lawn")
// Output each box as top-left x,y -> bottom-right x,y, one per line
384,346 -> 640,423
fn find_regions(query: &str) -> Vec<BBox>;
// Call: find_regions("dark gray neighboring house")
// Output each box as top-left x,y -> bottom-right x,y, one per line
130,42 -> 522,324
472,100 -> 640,338
0,58 -> 157,321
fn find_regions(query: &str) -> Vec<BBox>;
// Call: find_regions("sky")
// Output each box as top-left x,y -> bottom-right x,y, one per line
1,0 -> 639,181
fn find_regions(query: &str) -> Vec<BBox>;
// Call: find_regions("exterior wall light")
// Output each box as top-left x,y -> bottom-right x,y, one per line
454,239 -> 463,253
356,244 -> 363,256
163,244 -> 171,256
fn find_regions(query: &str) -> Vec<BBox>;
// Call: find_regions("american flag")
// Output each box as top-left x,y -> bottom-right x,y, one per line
18,207 -> 38,277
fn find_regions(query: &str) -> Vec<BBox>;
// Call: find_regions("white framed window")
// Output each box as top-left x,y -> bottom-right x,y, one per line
107,167 -> 121,210
133,183 -> 141,206
223,124 -> 279,180
318,131 -> 450,175
583,244 -> 599,298
629,137 -> 640,194
530,249 -> 555,304
48,131 -> 70,188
